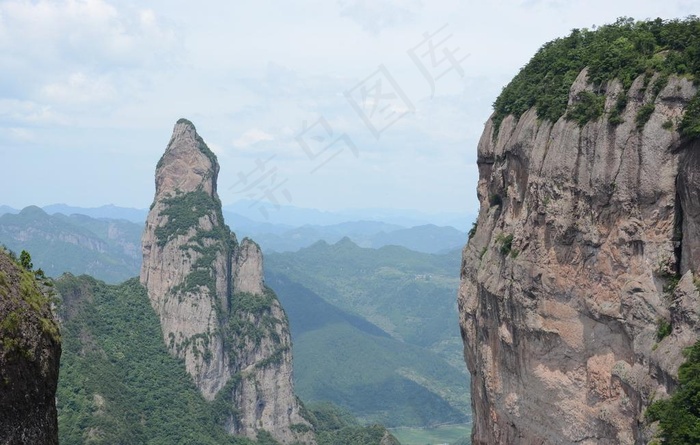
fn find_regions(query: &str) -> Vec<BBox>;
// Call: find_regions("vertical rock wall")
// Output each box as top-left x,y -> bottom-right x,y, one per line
459,73 -> 700,444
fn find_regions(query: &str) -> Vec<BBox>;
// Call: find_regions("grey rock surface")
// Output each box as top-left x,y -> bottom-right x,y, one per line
460,73 -> 700,444
141,119 -> 313,444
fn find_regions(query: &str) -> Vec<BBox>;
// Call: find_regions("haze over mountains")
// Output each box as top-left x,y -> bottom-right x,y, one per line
0,200 -> 471,433
0,202 -> 472,231
0,205 -> 469,280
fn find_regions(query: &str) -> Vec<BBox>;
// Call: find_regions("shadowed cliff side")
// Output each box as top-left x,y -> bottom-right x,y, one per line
460,18 -> 700,445
140,119 -> 313,444
0,249 -> 61,445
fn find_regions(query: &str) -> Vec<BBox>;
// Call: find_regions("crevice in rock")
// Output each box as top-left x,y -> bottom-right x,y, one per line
673,189 -> 684,277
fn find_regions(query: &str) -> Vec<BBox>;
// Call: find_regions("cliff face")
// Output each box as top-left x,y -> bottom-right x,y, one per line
140,119 -> 313,444
459,71 -> 700,444
0,250 -> 61,445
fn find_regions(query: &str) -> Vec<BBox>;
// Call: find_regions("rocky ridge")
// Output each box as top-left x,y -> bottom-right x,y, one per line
140,119 -> 313,444
459,69 -> 700,444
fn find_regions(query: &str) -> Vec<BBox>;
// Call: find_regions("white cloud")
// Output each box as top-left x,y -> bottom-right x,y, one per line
4,127 -> 36,143
41,72 -> 117,105
0,0 -> 178,66
2,0 -> 699,214
0,0 -> 180,115
338,0 -> 422,35
232,129 -> 275,148
0,99 -> 66,125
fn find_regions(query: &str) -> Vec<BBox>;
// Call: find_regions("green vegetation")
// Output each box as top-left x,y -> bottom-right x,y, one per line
291,322 -> 469,427
155,189 -> 237,301
468,221 -> 477,240
154,189 -> 224,247
566,91 -> 605,126
663,274 -> 681,295
226,289 -> 284,354
390,424 -> 471,445
306,403 -> 400,445
266,241 -> 471,428
55,275 -> 257,445
656,318 -> 672,341
492,17 -> 700,138
608,94 -> 628,126
0,247 -> 59,357
680,94 -> 700,139
55,273 -> 397,444
647,340 -> 700,443
266,239 -> 463,364
495,233 -> 514,256
0,207 -> 142,283
636,103 -> 656,128
19,250 -> 33,270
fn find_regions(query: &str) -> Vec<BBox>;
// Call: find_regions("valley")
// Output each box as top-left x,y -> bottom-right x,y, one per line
0,206 -> 471,437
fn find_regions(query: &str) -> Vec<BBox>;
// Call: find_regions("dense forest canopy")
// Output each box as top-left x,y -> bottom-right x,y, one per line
492,17 -> 700,138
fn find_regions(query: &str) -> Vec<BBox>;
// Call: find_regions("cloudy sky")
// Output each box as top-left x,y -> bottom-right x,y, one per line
1,0 -> 698,220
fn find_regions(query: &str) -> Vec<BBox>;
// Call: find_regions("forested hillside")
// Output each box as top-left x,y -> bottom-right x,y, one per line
268,272 -> 470,427
0,207 -> 140,283
55,274 -> 398,444
267,238 -> 464,366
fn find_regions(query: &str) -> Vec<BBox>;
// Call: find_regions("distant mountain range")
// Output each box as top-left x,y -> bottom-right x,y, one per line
0,205 -> 469,262
224,200 -> 474,230
0,206 -> 141,283
0,201 -> 475,231
240,222 -> 467,254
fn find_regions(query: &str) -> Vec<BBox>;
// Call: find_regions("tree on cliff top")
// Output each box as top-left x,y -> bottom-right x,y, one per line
492,17 -> 700,138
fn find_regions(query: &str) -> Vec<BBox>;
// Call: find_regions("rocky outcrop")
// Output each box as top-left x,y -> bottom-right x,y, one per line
233,239 -> 266,296
459,72 -> 700,444
0,249 -> 61,445
141,119 -> 313,444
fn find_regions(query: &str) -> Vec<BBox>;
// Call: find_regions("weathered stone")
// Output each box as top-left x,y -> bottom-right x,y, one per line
141,119 -> 314,444
460,73 -> 700,444
233,238 -> 265,296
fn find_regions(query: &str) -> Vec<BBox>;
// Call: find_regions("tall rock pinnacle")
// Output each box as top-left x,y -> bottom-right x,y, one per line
140,119 -> 314,444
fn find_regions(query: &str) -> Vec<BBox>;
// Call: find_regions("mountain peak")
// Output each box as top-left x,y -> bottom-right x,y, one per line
154,119 -> 219,201
19,205 -> 48,218
336,236 -> 357,246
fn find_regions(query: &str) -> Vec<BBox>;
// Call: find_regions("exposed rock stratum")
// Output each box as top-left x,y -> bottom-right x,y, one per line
140,119 -> 313,444
459,70 -> 700,444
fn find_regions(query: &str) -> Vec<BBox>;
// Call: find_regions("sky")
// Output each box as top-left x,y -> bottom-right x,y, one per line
1,0 -> 698,220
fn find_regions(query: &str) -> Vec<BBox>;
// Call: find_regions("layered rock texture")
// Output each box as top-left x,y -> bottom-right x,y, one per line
0,249 -> 61,445
141,119 -> 313,444
460,66 -> 700,444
